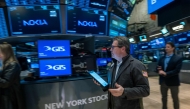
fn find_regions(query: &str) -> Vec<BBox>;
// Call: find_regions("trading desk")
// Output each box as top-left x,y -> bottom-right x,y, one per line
21,75 -> 108,109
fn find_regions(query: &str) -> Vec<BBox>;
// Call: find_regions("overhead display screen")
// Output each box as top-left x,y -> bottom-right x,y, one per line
39,58 -> 72,77
149,37 -> 165,49
63,0 -> 109,10
0,8 -> 9,38
8,5 -> 62,36
109,0 -> 134,18
174,32 -> 190,45
5,0 -> 59,6
148,0 -> 174,14
165,36 -> 175,43
139,35 -> 147,42
38,40 -> 70,58
66,6 -> 107,35
109,13 -> 127,37
138,42 -> 150,51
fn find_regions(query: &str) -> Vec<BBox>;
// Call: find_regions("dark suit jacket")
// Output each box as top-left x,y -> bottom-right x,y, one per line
157,54 -> 183,86
0,62 -> 24,109
107,55 -> 150,109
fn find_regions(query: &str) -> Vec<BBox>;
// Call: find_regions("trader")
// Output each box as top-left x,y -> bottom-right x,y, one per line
157,42 -> 183,109
94,36 -> 150,109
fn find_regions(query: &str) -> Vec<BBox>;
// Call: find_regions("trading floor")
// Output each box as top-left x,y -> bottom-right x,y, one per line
144,77 -> 190,109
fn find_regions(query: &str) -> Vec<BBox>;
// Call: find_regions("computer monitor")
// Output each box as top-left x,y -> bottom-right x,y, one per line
39,58 -> 72,77
149,37 -> 166,49
66,6 -> 107,35
8,5 -> 62,36
38,40 -> 70,58
109,13 -> 127,37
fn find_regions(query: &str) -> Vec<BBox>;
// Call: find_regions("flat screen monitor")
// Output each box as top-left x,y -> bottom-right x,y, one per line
109,0 -> 134,19
129,38 -> 135,43
63,0 -> 109,10
130,44 -> 138,54
138,42 -> 150,51
30,63 -> 39,69
97,58 -> 107,66
8,5 -> 62,36
149,37 -> 165,49
66,6 -> 107,35
165,36 -> 175,43
148,0 -> 174,14
130,0 -> 136,5
39,58 -> 72,77
5,0 -> 59,6
0,8 -> 9,38
109,13 -> 127,37
38,40 -> 70,58
174,32 -> 190,45
161,26 -> 169,35
139,35 -> 147,42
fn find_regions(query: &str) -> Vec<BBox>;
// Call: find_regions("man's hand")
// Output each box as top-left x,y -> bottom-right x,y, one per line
93,79 -> 100,86
159,70 -> 167,76
108,83 -> 124,97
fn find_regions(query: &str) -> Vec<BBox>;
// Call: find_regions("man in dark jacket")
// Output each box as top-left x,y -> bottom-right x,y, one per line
157,42 -> 183,109
106,36 -> 150,109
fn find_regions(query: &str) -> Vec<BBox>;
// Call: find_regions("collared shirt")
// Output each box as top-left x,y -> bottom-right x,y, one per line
115,61 -> 123,79
164,54 -> 174,71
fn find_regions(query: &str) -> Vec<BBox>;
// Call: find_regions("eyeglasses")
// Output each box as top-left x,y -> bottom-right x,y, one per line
111,46 -> 122,49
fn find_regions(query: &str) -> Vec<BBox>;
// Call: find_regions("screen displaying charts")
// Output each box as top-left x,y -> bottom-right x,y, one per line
109,13 -> 127,37
8,5 -> 62,35
63,0 -> 109,10
5,0 -> 59,6
66,6 -> 107,35
0,8 -> 9,38
149,37 -> 165,49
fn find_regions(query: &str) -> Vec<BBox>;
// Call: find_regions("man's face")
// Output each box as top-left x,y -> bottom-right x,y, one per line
165,44 -> 174,54
110,40 -> 123,61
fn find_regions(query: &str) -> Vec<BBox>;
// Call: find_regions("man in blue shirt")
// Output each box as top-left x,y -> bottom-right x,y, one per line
157,42 -> 183,109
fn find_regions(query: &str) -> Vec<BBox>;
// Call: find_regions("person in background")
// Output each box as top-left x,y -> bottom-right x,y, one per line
94,36 -> 150,109
157,42 -> 183,109
0,44 -> 24,109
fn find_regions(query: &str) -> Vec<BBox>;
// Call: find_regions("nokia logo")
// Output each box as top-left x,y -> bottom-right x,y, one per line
23,19 -> 48,26
44,46 -> 65,52
78,20 -> 98,27
151,0 -> 156,5
46,65 -> 66,70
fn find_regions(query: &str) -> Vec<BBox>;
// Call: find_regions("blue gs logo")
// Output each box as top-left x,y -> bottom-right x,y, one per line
44,46 -> 65,52
46,65 -> 66,70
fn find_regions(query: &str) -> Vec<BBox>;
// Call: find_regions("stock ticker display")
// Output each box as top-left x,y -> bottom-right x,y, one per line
39,58 -> 72,77
66,6 -> 107,35
138,42 -> 150,51
174,31 -> 190,45
5,0 -> 59,6
8,5 -> 62,35
149,37 -> 165,49
109,13 -> 127,36
0,8 -> 9,38
63,0 -> 109,10
38,40 -> 71,58
109,0 -> 134,18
